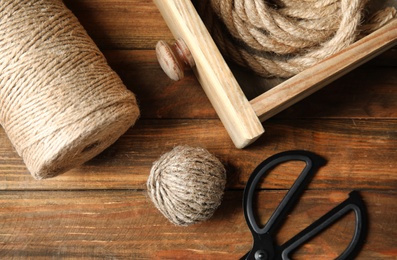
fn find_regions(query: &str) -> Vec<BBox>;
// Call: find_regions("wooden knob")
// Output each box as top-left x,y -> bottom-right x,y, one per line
156,39 -> 195,81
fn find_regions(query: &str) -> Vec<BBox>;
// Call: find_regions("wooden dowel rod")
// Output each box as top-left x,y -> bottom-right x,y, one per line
154,0 -> 264,148
251,19 -> 397,122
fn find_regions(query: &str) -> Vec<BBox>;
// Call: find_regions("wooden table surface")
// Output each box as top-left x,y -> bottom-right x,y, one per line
1,1 -> 396,259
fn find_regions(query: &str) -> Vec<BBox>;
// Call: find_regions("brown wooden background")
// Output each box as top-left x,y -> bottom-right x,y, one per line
0,0 -> 396,259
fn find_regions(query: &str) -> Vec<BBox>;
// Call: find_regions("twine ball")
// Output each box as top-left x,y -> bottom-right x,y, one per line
147,146 -> 227,226
0,0 -> 140,179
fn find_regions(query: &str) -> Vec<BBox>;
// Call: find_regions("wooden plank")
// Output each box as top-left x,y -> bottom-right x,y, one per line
103,50 -> 218,119
1,119 -> 396,190
64,0 -> 173,49
0,190 -> 394,259
104,50 -> 397,120
274,66 -> 397,119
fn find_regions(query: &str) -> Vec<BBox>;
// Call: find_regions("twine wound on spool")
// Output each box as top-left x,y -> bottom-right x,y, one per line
147,146 -> 227,226
0,0 -> 140,179
195,0 -> 396,78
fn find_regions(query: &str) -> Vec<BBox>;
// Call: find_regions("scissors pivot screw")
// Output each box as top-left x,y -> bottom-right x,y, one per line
255,250 -> 268,260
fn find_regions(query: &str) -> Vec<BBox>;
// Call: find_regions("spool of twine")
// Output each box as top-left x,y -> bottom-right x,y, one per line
147,146 -> 227,226
0,0 -> 140,179
195,0 -> 396,78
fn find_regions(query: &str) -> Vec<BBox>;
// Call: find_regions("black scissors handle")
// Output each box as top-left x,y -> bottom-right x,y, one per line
280,190 -> 367,260
243,150 -> 326,238
242,150 -> 367,260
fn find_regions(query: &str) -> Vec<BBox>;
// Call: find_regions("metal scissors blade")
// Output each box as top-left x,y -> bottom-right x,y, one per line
242,150 -> 367,260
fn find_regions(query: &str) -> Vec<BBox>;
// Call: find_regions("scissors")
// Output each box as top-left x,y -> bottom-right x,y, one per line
242,150 -> 368,260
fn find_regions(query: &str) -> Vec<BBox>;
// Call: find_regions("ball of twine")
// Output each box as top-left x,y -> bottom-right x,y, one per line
0,0 -> 140,179
195,0 -> 396,78
147,146 -> 227,226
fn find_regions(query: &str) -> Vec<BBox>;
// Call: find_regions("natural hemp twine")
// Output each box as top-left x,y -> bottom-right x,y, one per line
0,0 -> 139,179
195,0 -> 396,78
147,146 -> 227,226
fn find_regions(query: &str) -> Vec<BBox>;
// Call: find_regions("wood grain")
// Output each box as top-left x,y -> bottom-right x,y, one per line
1,119 -> 396,190
102,50 -> 397,120
0,0 -> 396,259
0,191 -> 395,259
64,0 -> 173,49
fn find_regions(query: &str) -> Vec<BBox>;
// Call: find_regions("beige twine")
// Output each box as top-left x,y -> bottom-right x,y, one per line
195,0 -> 396,78
147,146 -> 227,226
0,0 -> 140,179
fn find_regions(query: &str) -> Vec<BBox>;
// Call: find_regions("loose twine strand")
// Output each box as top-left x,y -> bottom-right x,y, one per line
147,146 -> 226,226
0,0 -> 139,179
195,0 -> 396,78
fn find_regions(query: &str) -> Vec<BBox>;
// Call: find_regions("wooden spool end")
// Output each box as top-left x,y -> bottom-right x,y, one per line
156,39 -> 195,81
